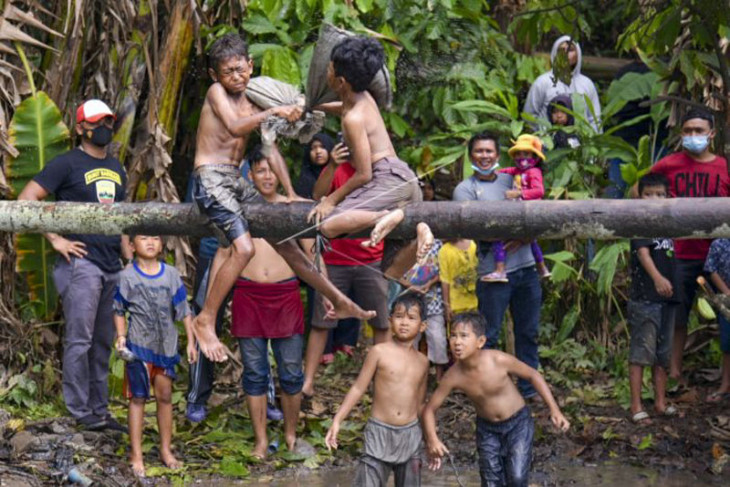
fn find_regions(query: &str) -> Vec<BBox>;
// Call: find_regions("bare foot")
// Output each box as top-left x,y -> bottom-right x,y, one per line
285,434 -> 296,451
415,222 -> 434,265
252,440 -> 268,460
193,312 -> 229,363
130,457 -> 146,477
160,450 -> 183,469
332,297 -> 376,321
302,381 -> 314,398
361,209 -> 404,248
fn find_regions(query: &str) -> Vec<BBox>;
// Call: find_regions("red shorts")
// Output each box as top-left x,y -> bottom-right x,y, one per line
231,277 -> 304,338
123,360 -> 172,399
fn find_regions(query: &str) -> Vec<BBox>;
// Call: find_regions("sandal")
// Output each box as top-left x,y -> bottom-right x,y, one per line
656,405 -> 678,417
706,391 -> 730,403
631,410 -> 651,424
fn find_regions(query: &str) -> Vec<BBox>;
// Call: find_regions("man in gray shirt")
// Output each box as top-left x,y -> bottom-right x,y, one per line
452,132 -> 542,399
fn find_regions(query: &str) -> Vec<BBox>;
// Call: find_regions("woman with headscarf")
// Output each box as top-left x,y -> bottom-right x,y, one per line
295,133 -> 335,199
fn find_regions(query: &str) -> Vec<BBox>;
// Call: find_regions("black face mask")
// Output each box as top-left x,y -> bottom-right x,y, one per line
85,125 -> 113,147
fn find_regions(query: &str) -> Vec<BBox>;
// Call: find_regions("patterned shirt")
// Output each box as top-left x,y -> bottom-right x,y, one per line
403,240 -> 444,316
113,262 -> 190,375
704,239 -> 730,285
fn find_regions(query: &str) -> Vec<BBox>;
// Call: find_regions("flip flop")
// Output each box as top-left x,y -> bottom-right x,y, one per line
706,391 -> 730,403
631,410 -> 651,424
656,405 -> 678,417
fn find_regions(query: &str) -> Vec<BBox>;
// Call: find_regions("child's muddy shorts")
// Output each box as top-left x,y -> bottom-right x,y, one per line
353,417 -> 422,487
192,164 -> 264,246
476,406 -> 534,487
628,300 -> 676,368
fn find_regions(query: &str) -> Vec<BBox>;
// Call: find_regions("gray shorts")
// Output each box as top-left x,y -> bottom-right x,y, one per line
191,164 -> 263,246
312,263 -> 389,330
628,300 -> 677,368
333,156 -> 421,215
354,417 -> 423,487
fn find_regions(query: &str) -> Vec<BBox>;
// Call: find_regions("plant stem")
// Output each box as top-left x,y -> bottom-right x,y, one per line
13,42 -> 36,96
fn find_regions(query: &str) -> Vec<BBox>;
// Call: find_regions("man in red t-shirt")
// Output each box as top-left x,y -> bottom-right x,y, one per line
302,150 -> 390,397
648,108 -> 730,381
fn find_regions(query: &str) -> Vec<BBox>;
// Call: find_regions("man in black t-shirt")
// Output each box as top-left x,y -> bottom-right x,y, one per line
627,174 -> 678,425
18,99 -> 131,431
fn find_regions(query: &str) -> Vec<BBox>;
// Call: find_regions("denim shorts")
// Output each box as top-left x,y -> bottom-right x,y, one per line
192,164 -> 263,246
476,406 -> 534,487
239,334 -> 304,396
628,300 -> 676,368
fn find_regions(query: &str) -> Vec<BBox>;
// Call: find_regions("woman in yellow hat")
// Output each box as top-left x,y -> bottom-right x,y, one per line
481,134 -> 551,282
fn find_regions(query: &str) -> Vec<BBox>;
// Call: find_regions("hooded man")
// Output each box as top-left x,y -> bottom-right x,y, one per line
523,35 -> 602,131
18,99 -> 131,432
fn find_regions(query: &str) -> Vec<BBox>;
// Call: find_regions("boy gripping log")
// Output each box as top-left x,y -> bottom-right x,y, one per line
191,34 -> 374,362
325,294 -> 429,486
308,37 -> 434,279
423,313 -> 570,487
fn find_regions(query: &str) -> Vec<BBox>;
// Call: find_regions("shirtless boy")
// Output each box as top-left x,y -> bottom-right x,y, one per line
423,313 -> 570,487
325,294 -> 429,486
192,34 -> 374,361
308,36 -> 433,279
231,147 -> 314,458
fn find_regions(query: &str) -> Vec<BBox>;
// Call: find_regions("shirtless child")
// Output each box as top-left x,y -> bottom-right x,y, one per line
423,313 -> 570,487
325,294 -> 429,486
231,147 -> 313,458
192,33 -> 374,362
308,36 -> 433,279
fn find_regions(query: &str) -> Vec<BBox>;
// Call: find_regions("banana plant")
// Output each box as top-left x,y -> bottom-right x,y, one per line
6,44 -> 70,318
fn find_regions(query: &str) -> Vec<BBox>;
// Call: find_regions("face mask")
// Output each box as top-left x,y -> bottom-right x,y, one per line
471,163 -> 499,177
85,125 -> 113,147
682,135 -> 709,154
515,157 -> 538,171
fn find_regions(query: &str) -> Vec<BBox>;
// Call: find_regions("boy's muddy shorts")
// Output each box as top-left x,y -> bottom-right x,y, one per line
628,300 -> 676,368
476,406 -> 533,487
192,164 -> 263,246
354,417 -> 422,487
332,156 -> 422,216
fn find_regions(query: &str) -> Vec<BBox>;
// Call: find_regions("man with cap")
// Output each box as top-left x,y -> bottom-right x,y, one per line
19,99 -> 131,431
452,132 -> 544,401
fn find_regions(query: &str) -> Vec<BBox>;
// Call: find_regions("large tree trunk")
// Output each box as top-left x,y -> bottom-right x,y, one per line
2,199 -> 730,240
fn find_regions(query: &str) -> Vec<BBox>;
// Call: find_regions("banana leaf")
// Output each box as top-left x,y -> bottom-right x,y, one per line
7,91 -> 70,318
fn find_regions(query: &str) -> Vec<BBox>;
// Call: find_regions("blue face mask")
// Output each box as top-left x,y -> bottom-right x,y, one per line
682,135 -> 710,154
471,163 -> 499,176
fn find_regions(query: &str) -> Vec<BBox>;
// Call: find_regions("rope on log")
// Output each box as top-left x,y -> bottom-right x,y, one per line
1,199 -> 730,240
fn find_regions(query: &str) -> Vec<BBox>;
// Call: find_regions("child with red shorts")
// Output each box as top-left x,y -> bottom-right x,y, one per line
114,234 -> 196,477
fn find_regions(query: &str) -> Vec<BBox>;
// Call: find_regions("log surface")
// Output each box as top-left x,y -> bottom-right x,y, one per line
1,199 -> 730,240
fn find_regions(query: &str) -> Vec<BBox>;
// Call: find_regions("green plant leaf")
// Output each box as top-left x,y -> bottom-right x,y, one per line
7,91 -> 71,319
219,456 -> 250,477
261,46 -> 301,87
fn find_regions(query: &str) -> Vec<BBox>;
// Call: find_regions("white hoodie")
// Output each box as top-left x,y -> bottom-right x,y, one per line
523,35 -> 602,131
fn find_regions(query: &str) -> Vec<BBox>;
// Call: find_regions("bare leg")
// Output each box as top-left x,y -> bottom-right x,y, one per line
155,375 -> 181,469
281,391 -> 302,451
272,240 -> 375,321
360,209 -> 405,248
381,223 -> 435,279
653,365 -> 668,414
669,326 -> 687,382
373,328 -> 390,345
302,327 -> 329,397
247,394 -> 268,459
128,398 -> 146,476
710,354 -> 730,399
319,209 -> 390,239
194,234 -> 255,362
629,365 -> 650,424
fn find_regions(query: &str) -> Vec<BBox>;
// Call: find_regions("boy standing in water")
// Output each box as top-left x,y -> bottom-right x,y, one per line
114,235 -> 196,477
325,294 -> 429,486
308,37 -> 433,279
192,34 -> 374,362
423,313 -> 569,487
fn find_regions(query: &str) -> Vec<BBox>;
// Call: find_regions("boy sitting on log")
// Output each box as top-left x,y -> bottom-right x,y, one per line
191,33 -> 374,362
308,36 -> 434,278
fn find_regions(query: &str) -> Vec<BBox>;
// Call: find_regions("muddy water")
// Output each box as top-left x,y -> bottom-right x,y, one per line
190,462 -> 725,486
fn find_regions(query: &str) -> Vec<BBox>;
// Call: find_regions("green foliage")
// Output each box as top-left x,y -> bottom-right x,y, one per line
7,92 -> 71,318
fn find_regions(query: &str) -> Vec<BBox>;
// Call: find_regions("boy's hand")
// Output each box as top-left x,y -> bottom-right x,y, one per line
322,298 -> 336,320
187,340 -> 198,364
324,422 -> 340,451
550,411 -> 570,432
51,236 -> 87,262
427,453 -> 442,471
653,276 -> 673,298
330,143 -> 350,165
504,189 -> 521,200
308,196 -> 335,224
426,439 -> 449,470
273,104 -> 303,122
115,335 -> 126,351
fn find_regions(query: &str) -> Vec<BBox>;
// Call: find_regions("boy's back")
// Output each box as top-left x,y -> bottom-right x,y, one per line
341,90 -> 395,165
369,341 -> 429,425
